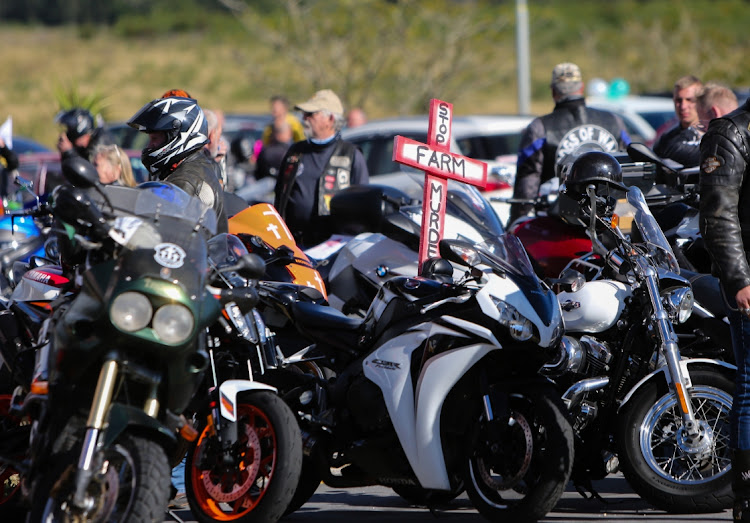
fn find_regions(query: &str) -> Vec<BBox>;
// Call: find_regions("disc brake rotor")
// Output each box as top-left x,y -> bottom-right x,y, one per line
478,410 -> 533,490
201,421 -> 261,502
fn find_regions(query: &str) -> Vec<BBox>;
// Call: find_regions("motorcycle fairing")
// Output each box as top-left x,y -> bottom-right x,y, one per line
363,323 -> 494,491
228,203 -> 327,298
476,272 -> 562,347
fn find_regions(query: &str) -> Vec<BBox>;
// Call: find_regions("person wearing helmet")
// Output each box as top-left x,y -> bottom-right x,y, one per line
509,62 -> 631,226
557,151 -> 626,228
127,96 -> 227,233
55,107 -> 114,162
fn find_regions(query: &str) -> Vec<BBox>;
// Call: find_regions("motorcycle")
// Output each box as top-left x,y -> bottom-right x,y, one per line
259,233 -> 574,522
507,143 -> 733,364
181,232 -> 303,523
11,164 -> 242,521
543,183 -> 735,513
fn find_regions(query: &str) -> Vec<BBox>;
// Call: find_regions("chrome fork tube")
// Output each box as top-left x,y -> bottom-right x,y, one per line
73,358 -> 119,508
642,263 -> 700,438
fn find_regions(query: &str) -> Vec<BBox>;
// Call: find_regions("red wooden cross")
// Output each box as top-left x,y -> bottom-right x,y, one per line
392,99 -> 488,272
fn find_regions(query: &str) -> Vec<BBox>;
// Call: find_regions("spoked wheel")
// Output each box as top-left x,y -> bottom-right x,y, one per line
617,368 -> 734,513
186,391 -> 301,523
463,390 -> 574,522
29,432 -> 171,522
0,394 -> 28,520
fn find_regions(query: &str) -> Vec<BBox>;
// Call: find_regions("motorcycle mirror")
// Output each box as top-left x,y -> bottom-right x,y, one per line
549,268 -> 586,293
61,156 -> 100,188
237,253 -> 266,280
439,239 -> 480,268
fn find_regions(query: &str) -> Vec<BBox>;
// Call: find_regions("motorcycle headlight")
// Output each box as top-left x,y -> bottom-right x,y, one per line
111,292 -> 153,332
493,297 -> 533,341
152,304 -> 194,344
663,287 -> 694,324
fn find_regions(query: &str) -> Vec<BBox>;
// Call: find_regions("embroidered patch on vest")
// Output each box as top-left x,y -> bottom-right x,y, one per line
701,155 -> 721,173
329,155 -> 352,168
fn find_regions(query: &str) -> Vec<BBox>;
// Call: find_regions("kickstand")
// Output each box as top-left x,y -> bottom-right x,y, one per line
166,509 -> 186,523
574,479 -> 607,504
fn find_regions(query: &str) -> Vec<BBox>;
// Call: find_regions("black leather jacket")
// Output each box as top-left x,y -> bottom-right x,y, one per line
164,150 -> 228,233
510,97 -> 630,223
699,99 -> 750,300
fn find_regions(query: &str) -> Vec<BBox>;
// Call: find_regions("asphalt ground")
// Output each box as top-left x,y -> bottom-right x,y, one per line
163,473 -> 733,523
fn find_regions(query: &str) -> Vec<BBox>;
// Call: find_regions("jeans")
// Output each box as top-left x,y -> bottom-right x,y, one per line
171,458 -> 186,494
728,307 -> 750,450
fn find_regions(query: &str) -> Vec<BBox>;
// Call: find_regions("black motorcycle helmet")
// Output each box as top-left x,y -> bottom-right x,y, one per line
55,108 -> 95,141
564,151 -> 627,197
230,135 -> 254,163
127,97 -> 209,178
560,151 -> 627,224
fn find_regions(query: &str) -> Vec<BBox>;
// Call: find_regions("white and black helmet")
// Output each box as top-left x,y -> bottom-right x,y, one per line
127,97 -> 209,177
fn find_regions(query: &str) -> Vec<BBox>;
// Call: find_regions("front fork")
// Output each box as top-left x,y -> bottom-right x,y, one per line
72,354 -> 161,509
642,264 -> 703,442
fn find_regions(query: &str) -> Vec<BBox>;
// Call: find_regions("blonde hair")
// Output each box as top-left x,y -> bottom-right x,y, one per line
93,144 -> 136,187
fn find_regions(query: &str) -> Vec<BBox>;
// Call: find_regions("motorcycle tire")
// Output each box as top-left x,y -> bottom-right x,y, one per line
29,431 -> 171,522
186,390 -> 302,523
616,367 -> 734,513
283,455 -> 322,516
462,388 -> 574,521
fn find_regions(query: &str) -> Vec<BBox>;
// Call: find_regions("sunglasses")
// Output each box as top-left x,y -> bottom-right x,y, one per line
303,111 -> 319,119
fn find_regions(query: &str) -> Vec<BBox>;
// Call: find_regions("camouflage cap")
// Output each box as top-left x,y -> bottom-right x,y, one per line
551,62 -> 583,95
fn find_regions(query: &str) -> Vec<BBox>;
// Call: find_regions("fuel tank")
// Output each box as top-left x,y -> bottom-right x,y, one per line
557,279 -> 631,333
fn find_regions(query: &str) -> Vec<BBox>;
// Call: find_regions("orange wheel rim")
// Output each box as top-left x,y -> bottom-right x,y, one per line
190,403 -> 278,520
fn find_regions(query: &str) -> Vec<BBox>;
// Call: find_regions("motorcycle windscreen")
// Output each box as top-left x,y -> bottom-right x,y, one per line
477,233 -> 559,325
626,186 -> 680,273
401,174 -> 506,242
228,203 -> 327,298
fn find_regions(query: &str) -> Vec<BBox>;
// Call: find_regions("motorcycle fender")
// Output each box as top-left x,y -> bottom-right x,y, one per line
618,358 -> 736,412
103,403 -> 176,449
219,379 -> 277,423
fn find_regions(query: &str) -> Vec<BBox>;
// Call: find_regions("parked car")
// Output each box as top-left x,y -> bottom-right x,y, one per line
340,114 -> 533,225
12,136 -> 52,154
587,95 -> 675,145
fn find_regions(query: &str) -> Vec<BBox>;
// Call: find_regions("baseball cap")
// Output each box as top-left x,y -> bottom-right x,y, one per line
551,62 -> 583,94
295,89 -> 344,116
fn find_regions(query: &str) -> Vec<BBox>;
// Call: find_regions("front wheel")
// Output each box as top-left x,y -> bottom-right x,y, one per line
29,432 -> 171,522
186,390 -> 302,523
462,389 -> 574,521
617,367 -> 734,513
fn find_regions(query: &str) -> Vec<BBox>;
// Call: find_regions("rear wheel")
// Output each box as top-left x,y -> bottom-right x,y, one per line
186,391 -> 301,523
462,389 -> 574,521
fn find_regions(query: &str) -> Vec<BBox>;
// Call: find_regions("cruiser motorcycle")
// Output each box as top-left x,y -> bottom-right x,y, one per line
543,183 -> 735,512
259,233 -> 574,522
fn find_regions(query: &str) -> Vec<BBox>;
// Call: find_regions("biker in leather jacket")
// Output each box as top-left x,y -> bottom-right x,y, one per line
510,97 -> 630,224
699,98 -> 750,521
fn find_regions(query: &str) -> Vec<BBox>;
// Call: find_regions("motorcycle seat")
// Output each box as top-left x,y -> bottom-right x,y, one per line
291,301 -> 363,354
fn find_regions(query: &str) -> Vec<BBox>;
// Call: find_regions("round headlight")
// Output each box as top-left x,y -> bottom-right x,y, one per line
509,316 -> 534,341
153,304 -> 194,344
111,292 -> 153,332
666,287 -> 694,324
